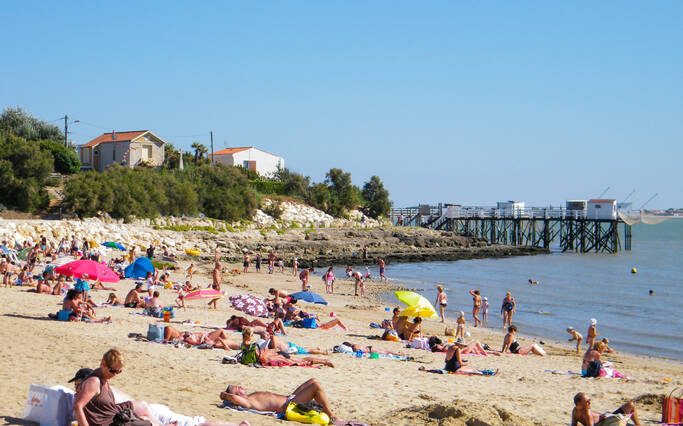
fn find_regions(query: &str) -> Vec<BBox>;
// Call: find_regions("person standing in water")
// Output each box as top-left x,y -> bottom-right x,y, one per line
469,288 -> 483,327
501,292 -> 516,328
435,285 -> 448,323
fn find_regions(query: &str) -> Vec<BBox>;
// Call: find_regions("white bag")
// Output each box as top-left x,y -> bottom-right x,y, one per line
21,384 -> 72,426
410,337 -> 430,350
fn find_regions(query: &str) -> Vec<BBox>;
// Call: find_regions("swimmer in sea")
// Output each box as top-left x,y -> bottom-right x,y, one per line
528,279 -> 539,285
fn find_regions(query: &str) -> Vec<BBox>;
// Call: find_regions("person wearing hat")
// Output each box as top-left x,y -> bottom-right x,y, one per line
586,319 -> 598,350
566,327 -> 583,354
482,296 -> 489,326
444,338 -> 469,372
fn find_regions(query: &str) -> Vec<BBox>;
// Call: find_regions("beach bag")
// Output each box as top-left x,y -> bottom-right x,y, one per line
237,343 -> 261,365
410,337 -> 430,350
382,329 -> 399,342
584,360 -> 602,378
662,388 -> 683,423
146,324 -> 165,343
301,317 -> 317,329
21,384 -> 71,426
444,327 -> 455,336
112,408 -> 152,426
509,341 -> 520,354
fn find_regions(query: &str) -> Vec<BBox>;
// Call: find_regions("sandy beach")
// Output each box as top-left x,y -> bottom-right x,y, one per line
1,257 -> 681,426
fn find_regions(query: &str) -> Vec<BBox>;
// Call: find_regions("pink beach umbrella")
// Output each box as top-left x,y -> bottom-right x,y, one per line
55,259 -> 120,283
229,294 -> 268,317
184,289 -> 224,301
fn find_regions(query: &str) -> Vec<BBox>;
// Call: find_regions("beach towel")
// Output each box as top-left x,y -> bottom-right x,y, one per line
422,368 -> 498,376
221,401 -> 279,418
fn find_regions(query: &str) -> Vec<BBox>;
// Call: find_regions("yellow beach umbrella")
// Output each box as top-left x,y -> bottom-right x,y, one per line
394,291 -> 438,318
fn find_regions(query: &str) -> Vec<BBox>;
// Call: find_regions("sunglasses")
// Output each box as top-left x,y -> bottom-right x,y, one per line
108,367 -> 122,374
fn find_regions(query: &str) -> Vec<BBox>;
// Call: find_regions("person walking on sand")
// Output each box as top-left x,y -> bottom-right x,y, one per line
469,289 -> 483,327
255,254 -> 261,273
586,318 -> 598,349
377,257 -> 387,281
482,296 -> 489,326
324,267 -> 335,294
292,257 -> 299,277
567,327 -> 583,354
299,267 -> 313,291
435,285 -> 448,323
501,292 -> 516,328
209,247 -> 222,310
186,263 -> 195,281
268,250 -> 276,274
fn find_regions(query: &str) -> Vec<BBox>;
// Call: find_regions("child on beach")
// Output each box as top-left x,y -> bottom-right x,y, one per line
324,267 -> 335,294
175,286 -> 187,311
186,263 -> 195,281
278,259 -> 285,273
586,318 -> 598,349
456,311 -> 466,338
482,297 -> 489,326
567,327 -> 583,354
292,257 -> 299,277
435,285 -> 448,323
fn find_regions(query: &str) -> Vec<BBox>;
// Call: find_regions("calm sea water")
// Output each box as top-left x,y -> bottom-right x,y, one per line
368,220 -> 683,360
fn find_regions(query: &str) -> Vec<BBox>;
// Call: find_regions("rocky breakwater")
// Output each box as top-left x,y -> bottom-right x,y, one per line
221,227 -> 548,267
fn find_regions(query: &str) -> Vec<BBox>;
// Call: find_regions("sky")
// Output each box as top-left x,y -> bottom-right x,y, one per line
2,1 -> 682,209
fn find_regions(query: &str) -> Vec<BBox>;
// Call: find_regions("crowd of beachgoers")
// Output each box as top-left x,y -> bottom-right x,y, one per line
1,232 -> 679,425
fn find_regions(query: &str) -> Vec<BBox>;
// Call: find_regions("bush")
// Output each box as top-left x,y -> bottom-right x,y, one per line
194,164 -> 257,222
361,175 -> 392,218
261,199 -> 284,219
251,180 -> 287,195
38,140 -> 80,174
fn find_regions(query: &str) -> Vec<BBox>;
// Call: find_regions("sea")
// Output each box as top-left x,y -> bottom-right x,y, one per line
363,219 -> 683,360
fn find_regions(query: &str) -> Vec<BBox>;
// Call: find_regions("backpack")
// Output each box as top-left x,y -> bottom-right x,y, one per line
237,343 -> 261,365
146,324 -> 166,343
584,360 -> 602,378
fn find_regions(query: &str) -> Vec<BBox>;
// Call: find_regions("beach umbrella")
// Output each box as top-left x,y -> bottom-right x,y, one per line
17,247 -> 31,260
55,259 -> 120,283
184,289 -> 224,301
290,291 -> 328,305
229,294 -> 269,317
394,291 -> 438,318
102,242 -> 126,251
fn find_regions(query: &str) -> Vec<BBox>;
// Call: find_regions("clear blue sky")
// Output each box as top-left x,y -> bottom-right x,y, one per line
2,2 -> 681,209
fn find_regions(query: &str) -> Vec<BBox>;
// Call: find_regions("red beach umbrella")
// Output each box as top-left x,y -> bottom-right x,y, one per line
55,260 -> 120,283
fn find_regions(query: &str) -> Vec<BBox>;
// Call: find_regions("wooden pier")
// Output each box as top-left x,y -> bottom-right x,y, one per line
390,205 -> 632,253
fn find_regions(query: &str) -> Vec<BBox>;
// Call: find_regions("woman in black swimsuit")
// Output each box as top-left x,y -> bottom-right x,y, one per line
444,338 -> 468,372
500,291 -> 516,328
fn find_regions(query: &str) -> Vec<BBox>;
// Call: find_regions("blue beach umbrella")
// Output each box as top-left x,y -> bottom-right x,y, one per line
290,291 -> 328,305
102,242 -> 126,251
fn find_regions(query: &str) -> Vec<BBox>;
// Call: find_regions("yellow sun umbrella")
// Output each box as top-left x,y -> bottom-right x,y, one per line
394,291 -> 438,318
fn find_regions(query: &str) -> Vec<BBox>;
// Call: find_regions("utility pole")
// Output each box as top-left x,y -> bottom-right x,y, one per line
64,115 -> 68,147
210,131 -> 214,165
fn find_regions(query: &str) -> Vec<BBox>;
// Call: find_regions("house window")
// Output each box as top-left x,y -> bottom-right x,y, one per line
113,146 -> 116,162
243,160 -> 250,168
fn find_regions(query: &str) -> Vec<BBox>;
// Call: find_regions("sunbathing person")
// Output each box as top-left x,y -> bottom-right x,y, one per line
341,341 -> 404,356
225,315 -> 269,331
91,280 -> 116,291
145,291 -> 164,316
254,329 -> 328,355
124,283 -> 146,308
461,340 -> 501,356
52,276 -> 68,295
397,317 -> 422,341
315,317 -> 349,331
63,289 -> 110,323
571,392 -> 641,426
164,326 -> 240,350
106,293 -> 123,306
220,378 -> 341,423
35,278 -> 53,294
266,313 -> 287,336
241,328 -> 333,367
501,325 -> 546,356
581,341 -> 605,377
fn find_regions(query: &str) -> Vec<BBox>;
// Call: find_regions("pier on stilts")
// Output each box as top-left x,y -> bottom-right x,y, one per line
390,205 -> 632,253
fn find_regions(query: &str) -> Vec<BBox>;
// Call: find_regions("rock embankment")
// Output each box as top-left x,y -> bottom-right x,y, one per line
0,218 -> 546,266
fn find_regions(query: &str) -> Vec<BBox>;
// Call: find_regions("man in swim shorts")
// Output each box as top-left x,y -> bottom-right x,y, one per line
220,379 -> 341,423
571,392 -> 641,426
377,257 -> 386,281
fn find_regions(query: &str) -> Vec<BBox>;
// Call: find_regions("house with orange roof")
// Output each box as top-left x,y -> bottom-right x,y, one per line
79,130 -> 166,172
211,147 -> 284,177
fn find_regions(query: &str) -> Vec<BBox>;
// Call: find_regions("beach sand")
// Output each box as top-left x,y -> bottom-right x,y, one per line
1,259 -> 680,425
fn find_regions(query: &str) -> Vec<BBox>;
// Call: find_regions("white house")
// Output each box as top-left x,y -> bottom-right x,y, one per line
496,200 -> 525,213
587,199 -> 617,220
211,147 -> 284,177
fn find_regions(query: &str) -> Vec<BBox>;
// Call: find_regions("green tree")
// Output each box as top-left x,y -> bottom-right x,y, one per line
361,175 -> 392,218
191,142 -> 208,163
0,134 -> 54,212
307,183 -> 331,212
274,167 -> 310,198
0,107 -> 63,141
325,168 -> 358,216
